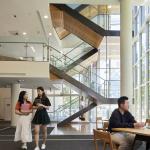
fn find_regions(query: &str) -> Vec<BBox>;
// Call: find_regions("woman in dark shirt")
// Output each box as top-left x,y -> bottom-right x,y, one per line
32,87 -> 51,150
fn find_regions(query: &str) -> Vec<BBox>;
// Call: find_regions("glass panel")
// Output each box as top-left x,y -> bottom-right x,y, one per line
97,104 -> 117,120
141,6 -> 145,25
134,65 -> 139,87
0,42 -> 47,61
148,84 -> 150,118
67,4 -> 80,9
50,47 -> 108,97
141,57 -> 146,84
149,52 -> 150,79
76,5 -> 120,30
109,15 -> 120,30
149,22 -> 150,49
141,86 -> 146,122
134,89 -> 141,121
141,29 -> 146,56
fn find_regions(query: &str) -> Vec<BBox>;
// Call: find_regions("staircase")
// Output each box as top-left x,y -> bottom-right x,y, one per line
50,4 -> 120,48
49,4 -> 120,126
50,46 -> 117,126
57,102 -> 97,127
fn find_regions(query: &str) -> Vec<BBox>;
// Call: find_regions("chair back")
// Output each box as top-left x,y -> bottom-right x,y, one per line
93,129 -> 114,150
103,121 -> 109,130
96,117 -> 102,129
146,119 -> 150,126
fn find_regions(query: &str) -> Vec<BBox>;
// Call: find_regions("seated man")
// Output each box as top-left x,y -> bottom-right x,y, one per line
108,96 -> 144,150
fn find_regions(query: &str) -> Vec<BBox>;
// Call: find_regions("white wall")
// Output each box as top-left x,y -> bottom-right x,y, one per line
0,88 -> 11,121
0,61 -> 49,78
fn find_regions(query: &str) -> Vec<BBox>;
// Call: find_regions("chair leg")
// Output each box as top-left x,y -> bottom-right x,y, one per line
103,142 -> 106,150
146,142 -> 150,150
94,140 -> 98,150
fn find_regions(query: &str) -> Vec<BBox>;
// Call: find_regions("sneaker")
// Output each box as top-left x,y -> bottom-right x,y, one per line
21,143 -> 27,149
34,147 -> 40,150
41,144 -> 46,149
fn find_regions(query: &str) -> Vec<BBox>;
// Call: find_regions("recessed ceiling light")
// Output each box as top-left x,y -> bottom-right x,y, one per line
22,32 -> 27,35
44,15 -> 48,19
108,5 -> 112,9
49,32 -> 52,36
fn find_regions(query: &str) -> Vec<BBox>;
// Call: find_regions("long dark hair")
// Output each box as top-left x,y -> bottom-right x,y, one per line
37,86 -> 47,98
18,91 -> 27,106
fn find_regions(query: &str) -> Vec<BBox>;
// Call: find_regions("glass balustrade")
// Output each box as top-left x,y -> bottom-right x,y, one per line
0,42 -> 48,62
49,96 -> 79,121
67,4 -> 120,30
50,47 -> 120,98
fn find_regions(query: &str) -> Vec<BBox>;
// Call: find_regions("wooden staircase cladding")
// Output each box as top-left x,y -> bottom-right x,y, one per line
50,4 -> 103,48
50,72 -> 61,80
50,5 -> 108,40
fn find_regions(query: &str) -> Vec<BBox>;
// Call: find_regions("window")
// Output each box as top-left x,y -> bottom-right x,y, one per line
141,86 -> 146,121
141,30 -> 146,56
133,6 -> 150,121
141,57 -> 146,84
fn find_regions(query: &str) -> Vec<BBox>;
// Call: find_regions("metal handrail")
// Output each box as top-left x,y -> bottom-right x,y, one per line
49,46 -> 105,81
49,97 -> 79,114
50,55 -> 104,88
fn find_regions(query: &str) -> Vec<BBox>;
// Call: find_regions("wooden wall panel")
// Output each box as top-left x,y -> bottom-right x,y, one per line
50,4 -> 104,48
50,72 -> 61,80
63,12 -> 103,48
50,5 -> 64,28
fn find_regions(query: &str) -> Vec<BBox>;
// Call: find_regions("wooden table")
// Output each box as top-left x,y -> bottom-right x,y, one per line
112,128 -> 150,150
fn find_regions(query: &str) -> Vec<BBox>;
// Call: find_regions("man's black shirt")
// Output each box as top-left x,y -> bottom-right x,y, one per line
108,109 -> 136,132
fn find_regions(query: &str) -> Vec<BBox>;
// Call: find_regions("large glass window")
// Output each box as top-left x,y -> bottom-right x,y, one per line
148,84 -> 150,117
141,57 -> 146,84
141,29 -> 146,56
141,86 -> 146,121
133,5 -> 150,121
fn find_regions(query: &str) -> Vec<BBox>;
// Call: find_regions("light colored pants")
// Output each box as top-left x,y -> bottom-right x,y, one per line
14,114 -> 32,143
111,132 -> 142,150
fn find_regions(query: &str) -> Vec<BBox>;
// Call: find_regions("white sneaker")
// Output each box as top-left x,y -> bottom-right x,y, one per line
34,146 -> 40,150
41,144 -> 46,149
21,143 -> 27,149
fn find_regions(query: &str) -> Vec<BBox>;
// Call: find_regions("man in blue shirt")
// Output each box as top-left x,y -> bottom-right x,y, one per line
109,96 -> 144,150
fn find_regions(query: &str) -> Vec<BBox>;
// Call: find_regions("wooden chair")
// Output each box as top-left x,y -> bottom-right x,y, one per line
93,129 -> 118,150
96,119 -> 109,131
146,119 -> 150,126
96,117 -> 103,129
103,121 -> 109,131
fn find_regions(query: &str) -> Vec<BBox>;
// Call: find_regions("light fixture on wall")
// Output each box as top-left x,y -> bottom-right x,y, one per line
22,32 -> 27,35
44,15 -> 48,19
49,32 -> 52,36
108,5 -> 112,9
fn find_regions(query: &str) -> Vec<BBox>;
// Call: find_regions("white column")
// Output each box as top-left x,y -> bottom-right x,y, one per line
32,89 -> 37,102
11,83 -> 20,126
120,0 -> 133,100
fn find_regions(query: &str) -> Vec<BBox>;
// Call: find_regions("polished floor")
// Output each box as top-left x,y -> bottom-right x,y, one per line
0,121 -> 99,150
0,121 -> 147,150
50,122 -> 97,135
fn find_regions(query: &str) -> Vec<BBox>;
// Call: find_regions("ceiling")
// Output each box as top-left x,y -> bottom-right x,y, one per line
0,0 -> 59,48
0,77 -> 57,89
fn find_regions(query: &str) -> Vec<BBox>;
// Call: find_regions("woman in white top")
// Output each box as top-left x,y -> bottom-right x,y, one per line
14,91 -> 33,149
